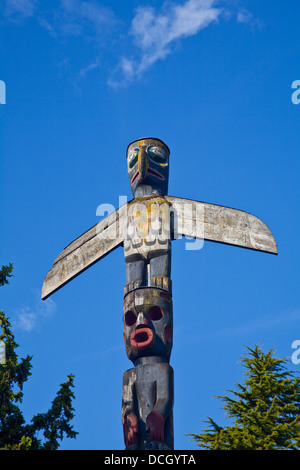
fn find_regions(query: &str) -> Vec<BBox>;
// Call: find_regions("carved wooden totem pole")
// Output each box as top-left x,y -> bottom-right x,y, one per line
41,137 -> 277,450
122,139 -> 173,450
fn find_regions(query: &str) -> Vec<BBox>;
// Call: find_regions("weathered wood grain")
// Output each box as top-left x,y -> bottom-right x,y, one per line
41,196 -> 277,300
41,204 -> 127,300
53,207 -> 125,265
165,196 -> 278,255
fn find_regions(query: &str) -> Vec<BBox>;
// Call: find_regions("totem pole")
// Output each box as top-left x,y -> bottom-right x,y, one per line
122,139 -> 173,450
41,137 -> 277,450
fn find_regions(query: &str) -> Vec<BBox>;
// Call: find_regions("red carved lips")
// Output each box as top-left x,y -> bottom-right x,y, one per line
130,327 -> 154,350
131,168 -> 164,185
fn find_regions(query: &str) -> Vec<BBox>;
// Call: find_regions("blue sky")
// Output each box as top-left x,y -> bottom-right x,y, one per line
0,0 -> 299,450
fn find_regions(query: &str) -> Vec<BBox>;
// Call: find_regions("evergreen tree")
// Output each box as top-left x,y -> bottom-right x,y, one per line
0,264 -> 78,450
0,262 -> 14,286
190,345 -> 300,450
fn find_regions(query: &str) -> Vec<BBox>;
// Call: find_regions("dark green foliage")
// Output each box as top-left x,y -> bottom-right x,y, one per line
25,374 -> 77,450
190,345 -> 300,450
0,264 -> 78,450
0,263 -> 14,287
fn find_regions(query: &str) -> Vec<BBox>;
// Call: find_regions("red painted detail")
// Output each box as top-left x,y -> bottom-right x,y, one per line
130,327 -> 154,350
131,167 -> 164,184
164,324 -> 172,342
160,291 -> 169,300
146,410 -> 165,442
131,171 -> 139,185
123,412 -> 139,447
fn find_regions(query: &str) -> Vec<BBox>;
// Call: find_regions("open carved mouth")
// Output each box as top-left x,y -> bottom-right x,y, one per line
130,327 -> 154,350
131,168 -> 164,185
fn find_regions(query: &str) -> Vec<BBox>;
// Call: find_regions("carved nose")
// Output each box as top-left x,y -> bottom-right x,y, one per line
138,148 -> 149,179
136,312 -> 150,328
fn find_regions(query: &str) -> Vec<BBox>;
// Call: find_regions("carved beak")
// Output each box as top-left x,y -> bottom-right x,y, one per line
138,148 -> 149,180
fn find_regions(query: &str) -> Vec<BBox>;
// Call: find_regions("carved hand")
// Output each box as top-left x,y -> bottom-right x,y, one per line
146,409 -> 165,442
123,412 -> 139,447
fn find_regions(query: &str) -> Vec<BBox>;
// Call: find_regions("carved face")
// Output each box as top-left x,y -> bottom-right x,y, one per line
127,138 -> 170,197
123,288 -> 173,363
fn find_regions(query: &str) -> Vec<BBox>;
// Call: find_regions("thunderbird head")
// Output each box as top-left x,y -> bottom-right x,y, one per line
127,138 -> 170,197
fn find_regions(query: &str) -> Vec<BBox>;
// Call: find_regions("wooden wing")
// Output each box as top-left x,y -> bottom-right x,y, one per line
42,195 -> 277,300
41,204 -> 127,300
165,196 -> 278,255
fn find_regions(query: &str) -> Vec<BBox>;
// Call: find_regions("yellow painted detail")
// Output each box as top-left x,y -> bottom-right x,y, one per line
127,196 -> 171,242
138,148 -> 149,178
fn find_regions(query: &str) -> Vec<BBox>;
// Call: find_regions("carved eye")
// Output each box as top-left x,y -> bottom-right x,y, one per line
148,306 -> 163,321
125,310 -> 137,326
128,148 -> 139,169
147,146 -> 168,165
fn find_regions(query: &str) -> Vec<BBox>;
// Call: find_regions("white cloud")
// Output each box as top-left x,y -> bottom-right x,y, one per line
109,0 -> 223,87
15,290 -> 56,332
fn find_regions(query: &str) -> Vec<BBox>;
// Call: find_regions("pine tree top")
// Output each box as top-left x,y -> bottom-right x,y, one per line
189,345 -> 300,450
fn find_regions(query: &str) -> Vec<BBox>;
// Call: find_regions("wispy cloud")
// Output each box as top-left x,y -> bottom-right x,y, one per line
40,0 -> 117,79
108,0 -> 223,87
78,59 -> 101,79
2,0 -> 116,37
2,0 -> 117,79
237,7 -> 263,30
14,289 -> 56,332
1,1 -> 261,85
58,0 -> 116,37
2,0 -> 37,18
